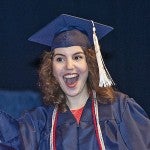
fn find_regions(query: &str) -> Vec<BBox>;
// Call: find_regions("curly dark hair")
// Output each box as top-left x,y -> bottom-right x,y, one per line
39,47 -> 116,111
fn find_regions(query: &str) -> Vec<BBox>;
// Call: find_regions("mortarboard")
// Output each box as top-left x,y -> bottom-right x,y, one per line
28,14 -> 113,47
28,14 -> 115,87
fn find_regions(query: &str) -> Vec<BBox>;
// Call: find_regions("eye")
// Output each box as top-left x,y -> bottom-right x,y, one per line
73,55 -> 83,61
53,56 -> 65,62
56,57 -> 64,62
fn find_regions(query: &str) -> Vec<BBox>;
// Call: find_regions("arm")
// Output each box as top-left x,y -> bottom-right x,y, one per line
114,94 -> 150,150
0,110 -> 22,150
0,143 -> 15,150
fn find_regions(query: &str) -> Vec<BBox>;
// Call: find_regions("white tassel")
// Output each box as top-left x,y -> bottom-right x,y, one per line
92,21 -> 114,87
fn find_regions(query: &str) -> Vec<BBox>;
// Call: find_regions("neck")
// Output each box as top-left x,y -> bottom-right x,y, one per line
66,86 -> 89,110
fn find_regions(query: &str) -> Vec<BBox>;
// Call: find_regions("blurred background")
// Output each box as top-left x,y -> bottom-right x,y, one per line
0,0 -> 150,117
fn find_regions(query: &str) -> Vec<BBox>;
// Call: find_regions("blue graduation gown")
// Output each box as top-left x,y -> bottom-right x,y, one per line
0,143 -> 15,150
0,92 -> 150,150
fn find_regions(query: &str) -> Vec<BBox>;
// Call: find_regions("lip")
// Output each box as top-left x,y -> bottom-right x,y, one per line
63,73 -> 79,88
63,73 -> 79,78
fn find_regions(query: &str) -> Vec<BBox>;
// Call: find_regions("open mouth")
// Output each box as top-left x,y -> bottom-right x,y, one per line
63,74 -> 79,87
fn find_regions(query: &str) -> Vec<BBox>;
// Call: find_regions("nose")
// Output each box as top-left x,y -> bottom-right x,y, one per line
66,58 -> 74,70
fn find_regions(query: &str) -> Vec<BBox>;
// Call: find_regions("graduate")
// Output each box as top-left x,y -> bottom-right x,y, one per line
0,14 -> 150,150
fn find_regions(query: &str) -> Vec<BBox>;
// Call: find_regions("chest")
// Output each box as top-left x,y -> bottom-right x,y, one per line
38,102 -> 128,150
39,120 -> 99,150
56,121 -> 99,150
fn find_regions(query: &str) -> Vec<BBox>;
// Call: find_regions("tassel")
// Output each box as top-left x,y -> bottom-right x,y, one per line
92,21 -> 114,87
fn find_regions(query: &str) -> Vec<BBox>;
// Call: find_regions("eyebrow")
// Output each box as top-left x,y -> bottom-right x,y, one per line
53,53 -> 65,57
53,52 -> 84,57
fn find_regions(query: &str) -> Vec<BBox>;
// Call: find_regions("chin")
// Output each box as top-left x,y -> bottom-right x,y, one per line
64,89 -> 80,97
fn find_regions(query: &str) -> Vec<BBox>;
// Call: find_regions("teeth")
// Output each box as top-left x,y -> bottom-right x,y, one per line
64,74 -> 78,79
63,74 -> 79,85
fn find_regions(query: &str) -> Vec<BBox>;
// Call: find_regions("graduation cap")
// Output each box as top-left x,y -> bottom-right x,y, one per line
28,14 -> 115,87
28,14 -> 113,47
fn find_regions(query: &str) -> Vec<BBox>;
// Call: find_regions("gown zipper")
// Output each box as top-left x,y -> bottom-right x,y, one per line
77,123 -> 80,150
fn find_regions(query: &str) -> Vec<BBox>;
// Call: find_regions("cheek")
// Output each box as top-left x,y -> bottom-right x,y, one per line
52,63 -> 58,78
85,67 -> 89,78
52,64 -> 63,80
81,62 -> 88,74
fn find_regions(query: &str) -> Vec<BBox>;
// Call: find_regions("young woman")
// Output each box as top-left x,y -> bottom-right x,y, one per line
0,14 -> 150,150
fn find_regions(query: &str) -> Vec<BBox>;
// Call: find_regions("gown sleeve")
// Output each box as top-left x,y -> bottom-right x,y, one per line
0,110 -> 22,150
0,107 -> 51,150
0,143 -> 16,150
17,107 -> 49,150
113,93 -> 150,150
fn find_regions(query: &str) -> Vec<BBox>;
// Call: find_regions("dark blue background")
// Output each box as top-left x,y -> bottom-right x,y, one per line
0,0 -> 150,117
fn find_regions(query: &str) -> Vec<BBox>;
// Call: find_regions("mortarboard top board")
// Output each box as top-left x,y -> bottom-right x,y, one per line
28,14 -> 113,48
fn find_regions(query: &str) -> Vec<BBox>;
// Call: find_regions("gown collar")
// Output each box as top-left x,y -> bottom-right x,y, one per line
56,97 -> 115,127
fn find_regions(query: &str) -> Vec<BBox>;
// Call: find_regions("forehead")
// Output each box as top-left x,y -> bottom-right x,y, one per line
53,46 -> 84,55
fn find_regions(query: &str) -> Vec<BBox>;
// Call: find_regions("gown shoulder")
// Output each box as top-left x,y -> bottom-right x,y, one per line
111,91 -> 150,149
0,106 -> 54,149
